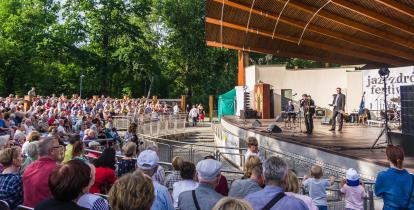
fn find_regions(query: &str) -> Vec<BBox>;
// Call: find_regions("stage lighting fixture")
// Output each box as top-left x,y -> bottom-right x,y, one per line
378,67 -> 390,77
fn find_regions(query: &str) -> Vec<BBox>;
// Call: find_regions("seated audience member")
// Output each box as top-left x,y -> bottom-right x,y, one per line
244,137 -> 265,162
22,131 -> 40,156
245,156 -> 308,210
146,145 -> 165,185
83,129 -> 97,142
204,155 -> 229,196
23,137 -> 63,208
0,147 -> 24,209
178,159 -> 223,210
77,164 -> 110,210
172,161 -> 198,208
242,156 -> 262,179
165,156 -> 184,191
285,169 -> 318,210
116,141 -> 137,177
340,168 -> 366,210
19,142 -> 38,174
136,150 -> 174,210
85,141 -> 101,159
375,145 -> 414,209
108,172 -> 155,210
12,124 -> 26,146
303,165 -> 336,210
213,197 -> 253,210
229,165 -> 263,198
90,148 -> 116,194
34,160 -> 90,210
72,140 -> 88,163
63,134 -> 80,163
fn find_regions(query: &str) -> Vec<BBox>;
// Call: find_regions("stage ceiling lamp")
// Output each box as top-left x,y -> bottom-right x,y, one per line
378,67 -> 390,77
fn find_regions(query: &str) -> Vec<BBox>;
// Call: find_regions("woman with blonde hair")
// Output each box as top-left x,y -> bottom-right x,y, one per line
108,172 -> 155,210
212,197 -> 253,210
285,169 -> 318,210
243,155 -> 261,179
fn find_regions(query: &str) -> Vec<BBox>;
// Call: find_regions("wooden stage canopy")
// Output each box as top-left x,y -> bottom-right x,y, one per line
205,0 -> 414,68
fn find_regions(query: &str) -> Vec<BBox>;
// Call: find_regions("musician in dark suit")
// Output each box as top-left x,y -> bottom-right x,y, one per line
329,87 -> 346,131
300,94 -> 315,134
286,100 -> 295,123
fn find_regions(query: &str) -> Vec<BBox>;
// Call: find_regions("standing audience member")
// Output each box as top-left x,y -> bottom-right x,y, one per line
90,148 -> 116,194
244,137 -> 265,162
285,169 -> 318,210
212,197 -> 253,210
108,172 -> 155,210
23,137 -> 63,208
77,164 -> 110,210
340,168 -> 366,210
116,142 -> 137,177
136,150 -> 174,210
189,105 -> 198,127
0,147 -> 24,209
19,142 -> 38,174
229,165 -> 263,198
178,159 -> 223,210
243,156 -> 262,179
375,145 -> 414,209
204,155 -> 229,196
245,156 -> 308,210
303,165 -> 336,210
34,160 -> 90,210
172,161 -> 198,208
165,156 -> 184,191
147,145 -> 165,185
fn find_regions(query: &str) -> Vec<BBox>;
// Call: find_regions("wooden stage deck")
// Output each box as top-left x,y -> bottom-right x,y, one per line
223,116 -> 414,171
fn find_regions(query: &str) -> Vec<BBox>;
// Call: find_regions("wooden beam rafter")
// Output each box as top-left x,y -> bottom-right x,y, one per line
373,0 -> 414,18
206,17 -> 406,66
285,0 -> 414,50
210,0 -> 414,61
330,0 -> 414,35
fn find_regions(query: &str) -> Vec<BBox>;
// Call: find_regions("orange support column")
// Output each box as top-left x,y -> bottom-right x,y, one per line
209,95 -> 214,122
181,95 -> 186,112
238,50 -> 249,86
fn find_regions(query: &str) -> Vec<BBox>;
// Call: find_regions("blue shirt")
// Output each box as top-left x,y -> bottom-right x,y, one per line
375,168 -> 414,210
302,178 -> 331,206
245,185 -> 309,210
152,181 -> 174,210
0,173 -> 23,209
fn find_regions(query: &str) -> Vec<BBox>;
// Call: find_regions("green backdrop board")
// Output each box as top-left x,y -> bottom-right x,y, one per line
218,88 -> 236,121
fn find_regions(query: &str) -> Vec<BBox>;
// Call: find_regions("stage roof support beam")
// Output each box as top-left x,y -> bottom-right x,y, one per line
373,0 -> 414,18
211,0 -> 414,62
206,17 -> 406,66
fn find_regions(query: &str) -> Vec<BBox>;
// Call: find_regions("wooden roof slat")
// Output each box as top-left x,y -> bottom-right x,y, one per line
206,41 -> 370,65
373,0 -> 414,19
206,17 -> 406,66
210,0 -> 414,62
331,0 -> 414,35
286,0 -> 414,50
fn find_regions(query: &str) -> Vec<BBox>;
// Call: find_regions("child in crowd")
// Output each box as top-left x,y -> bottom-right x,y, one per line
303,165 -> 336,210
340,168 -> 366,210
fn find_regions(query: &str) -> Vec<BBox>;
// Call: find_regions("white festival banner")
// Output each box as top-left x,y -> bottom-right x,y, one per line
363,66 -> 414,110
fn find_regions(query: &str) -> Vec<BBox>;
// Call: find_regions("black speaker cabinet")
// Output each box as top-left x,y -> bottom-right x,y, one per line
267,124 -> 282,133
401,85 -> 414,136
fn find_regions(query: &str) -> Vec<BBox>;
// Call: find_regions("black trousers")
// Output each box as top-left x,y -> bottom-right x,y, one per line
304,114 -> 313,133
331,110 -> 344,129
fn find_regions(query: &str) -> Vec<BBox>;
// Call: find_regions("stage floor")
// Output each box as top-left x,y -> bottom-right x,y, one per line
223,116 -> 414,171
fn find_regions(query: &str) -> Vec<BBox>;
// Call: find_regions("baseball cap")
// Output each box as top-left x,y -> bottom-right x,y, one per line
196,159 -> 222,181
137,150 -> 159,170
346,168 -> 360,186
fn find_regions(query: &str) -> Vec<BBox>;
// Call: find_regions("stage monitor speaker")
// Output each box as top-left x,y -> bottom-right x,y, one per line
401,85 -> 414,136
315,109 -> 326,118
240,110 -> 258,119
252,119 -> 262,128
267,124 -> 282,133
275,115 -> 284,122
321,117 -> 332,125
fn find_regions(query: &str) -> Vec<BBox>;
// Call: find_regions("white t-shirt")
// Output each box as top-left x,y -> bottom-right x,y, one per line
172,180 -> 199,208
340,184 -> 366,210
244,150 -> 266,162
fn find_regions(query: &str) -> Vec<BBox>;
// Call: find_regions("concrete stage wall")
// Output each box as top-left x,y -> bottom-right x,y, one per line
216,118 -> 388,180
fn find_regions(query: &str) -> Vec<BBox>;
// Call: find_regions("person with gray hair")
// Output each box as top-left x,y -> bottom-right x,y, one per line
22,137 -> 64,208
178,159 -> 224,210
19,142 -> 39,174
245,156 -> 308,210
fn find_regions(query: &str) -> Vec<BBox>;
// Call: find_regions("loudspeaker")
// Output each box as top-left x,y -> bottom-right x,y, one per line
401,85 -> 414,136
240,110 -> 258,119
252,119 -> 262,127
321,117 -> 332,125
275,115 -> 284,122
267,124 -> 282,133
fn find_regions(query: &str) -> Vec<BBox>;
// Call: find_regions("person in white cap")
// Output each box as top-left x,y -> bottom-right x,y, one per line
136,150 -> 174,210
340,168 -> 366,210
178,159 -> 223,210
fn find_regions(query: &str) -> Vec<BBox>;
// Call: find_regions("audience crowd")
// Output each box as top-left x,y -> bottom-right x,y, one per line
0,94 -> 411,210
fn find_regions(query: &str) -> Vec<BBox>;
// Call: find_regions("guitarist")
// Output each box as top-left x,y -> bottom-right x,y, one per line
300,94 -> 316,134
329,87 -> 346,132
